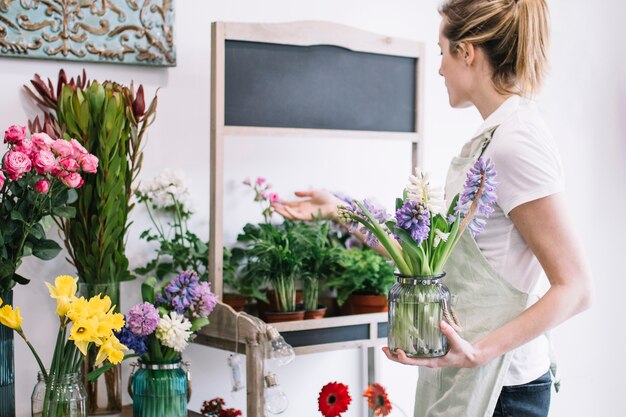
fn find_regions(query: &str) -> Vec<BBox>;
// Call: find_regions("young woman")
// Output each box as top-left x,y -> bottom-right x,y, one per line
273,1 -> 592,416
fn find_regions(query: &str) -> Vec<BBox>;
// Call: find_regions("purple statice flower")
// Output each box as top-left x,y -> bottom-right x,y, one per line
455,157 -> 498,236
126,302 -> 160,336
190,281 -> 218,318
395,200 -> 430,245
158,270 -> 201,314
116,324 -> 148,355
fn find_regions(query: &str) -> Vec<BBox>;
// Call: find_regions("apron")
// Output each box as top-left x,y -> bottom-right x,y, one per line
414,126 -> 531,417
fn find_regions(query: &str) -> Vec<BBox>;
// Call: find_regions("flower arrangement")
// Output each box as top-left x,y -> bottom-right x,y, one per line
0,275 -> 126,416
337,158 -> 497,275
317,381 -> 405,417
200,397 -> 242,417
0,125 -> 98,295
116,271 -> 217,364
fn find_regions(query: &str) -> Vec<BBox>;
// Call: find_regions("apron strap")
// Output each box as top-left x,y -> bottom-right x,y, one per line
476,125 -> 499,160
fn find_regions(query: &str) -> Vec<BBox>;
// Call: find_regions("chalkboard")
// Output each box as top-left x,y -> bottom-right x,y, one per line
224,40 -> 417,132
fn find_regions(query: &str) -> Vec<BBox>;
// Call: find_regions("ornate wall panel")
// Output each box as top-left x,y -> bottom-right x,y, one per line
0,0 -> 175,66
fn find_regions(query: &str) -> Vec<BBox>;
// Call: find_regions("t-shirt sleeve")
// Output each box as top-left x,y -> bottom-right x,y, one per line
486,123 -> 564,216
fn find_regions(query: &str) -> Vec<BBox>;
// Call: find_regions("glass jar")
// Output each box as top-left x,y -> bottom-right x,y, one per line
129,360 -> 190,417
78,282 -> 122,415
1,290 -> 15,417
388,273 -> 451,358
31,371 -> 87,417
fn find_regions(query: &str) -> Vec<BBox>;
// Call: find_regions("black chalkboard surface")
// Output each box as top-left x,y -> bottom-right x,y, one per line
224,40 -> 417,132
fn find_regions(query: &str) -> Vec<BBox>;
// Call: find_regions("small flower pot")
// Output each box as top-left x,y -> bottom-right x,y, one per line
304,305 -> 327,320
342,294 -> 388,315
264,310 -> 306,323
258,290 -> 303,318
222,293 -> 247,312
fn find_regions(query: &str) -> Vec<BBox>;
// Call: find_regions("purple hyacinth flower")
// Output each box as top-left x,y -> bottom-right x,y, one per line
395,200 -> 430,245
115,325 -> 148,356
126,302 -> 160,336
160,271 -> 201,314
455,157 -> 498,236
190,281 -> 218,318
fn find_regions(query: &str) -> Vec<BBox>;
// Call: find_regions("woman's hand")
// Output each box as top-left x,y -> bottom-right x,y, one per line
382,320 -> 483,369
272,189 -> 345,221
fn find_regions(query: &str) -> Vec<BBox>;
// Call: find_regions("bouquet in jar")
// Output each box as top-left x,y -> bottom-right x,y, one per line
337,158 -> 497,357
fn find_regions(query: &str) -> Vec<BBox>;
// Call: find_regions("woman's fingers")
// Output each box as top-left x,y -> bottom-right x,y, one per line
294,190 -> 315,197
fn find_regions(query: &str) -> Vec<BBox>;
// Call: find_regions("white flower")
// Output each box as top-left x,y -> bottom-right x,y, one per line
406,168 -> 446,214
155,312 -> 193,352
433,229 -> 450,248
137,169 -> 193,215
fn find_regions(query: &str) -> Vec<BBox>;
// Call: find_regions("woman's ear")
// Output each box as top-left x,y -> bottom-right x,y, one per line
456,42 -> 476,66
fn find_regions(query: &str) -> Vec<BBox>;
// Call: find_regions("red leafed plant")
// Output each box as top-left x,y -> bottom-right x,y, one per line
318,381 -> 352,417
363,383 -> 393,416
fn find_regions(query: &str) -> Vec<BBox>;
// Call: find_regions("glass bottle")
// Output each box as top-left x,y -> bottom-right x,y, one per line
388,273 -> 451,358
130,360 -> 189,417
31,371 -> 87,417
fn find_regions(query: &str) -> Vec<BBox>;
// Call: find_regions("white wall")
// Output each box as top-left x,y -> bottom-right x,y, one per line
2,0 -> 624,416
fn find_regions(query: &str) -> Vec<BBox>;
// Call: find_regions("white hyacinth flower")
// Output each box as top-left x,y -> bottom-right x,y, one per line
433,229 -> 450,248
137,169 -> 193,215
406,168 -> 446,214
156,312 -> 193,352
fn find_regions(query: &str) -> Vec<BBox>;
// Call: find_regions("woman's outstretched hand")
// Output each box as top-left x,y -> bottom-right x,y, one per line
272,189 -> 345,221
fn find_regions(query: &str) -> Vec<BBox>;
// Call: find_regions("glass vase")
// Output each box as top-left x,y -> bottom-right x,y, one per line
129,360 -> 190,417
388,273 -> 451,358
0,290 -> 15,417
31,371 -> 87,417
78,283 -> 122,415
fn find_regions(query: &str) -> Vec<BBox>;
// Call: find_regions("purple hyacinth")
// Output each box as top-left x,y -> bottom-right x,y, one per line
126,302 -> 160,336
362,199 -> 390,223
455,157 -> 498,236
115,325 -> 148,356
190,281 -> 218,318
395,200 -> 430,245
158,270 -> 201,314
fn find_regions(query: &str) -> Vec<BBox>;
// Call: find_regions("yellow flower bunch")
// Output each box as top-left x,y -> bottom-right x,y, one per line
2,275 -> 127,382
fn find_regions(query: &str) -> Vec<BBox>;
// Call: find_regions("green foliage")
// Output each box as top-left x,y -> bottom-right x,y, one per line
325,248 -> 396,306
52,80 -> 157,286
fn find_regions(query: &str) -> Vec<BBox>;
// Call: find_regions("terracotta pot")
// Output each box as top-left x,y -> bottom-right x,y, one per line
343,294 -> 388,314
304,305 -> 327,320
258,290 -> 303,317
222,293 -> 247,312
264,310 -> 306,323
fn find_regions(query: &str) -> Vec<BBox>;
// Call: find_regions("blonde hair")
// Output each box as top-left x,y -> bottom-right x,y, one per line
439,0 -> 550,96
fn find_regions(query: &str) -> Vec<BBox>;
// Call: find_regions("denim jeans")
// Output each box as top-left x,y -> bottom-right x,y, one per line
492,371 -> 552,417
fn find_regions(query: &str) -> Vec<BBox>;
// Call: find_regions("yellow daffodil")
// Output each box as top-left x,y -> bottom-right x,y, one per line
66,297 -> 90,323
0,295 -> 3,306
69,317 -> 99,355
46,275 -> 78,317
0,305 -> 23,331
87,295 -> 112,316
95,334 -> 127,366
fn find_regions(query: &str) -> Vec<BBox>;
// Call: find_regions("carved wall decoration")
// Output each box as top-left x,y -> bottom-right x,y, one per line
0,0 -> 175,66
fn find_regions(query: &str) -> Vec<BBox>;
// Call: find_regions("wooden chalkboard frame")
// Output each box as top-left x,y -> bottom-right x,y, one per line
210,20 -> 425,297
205,21 -> 424,416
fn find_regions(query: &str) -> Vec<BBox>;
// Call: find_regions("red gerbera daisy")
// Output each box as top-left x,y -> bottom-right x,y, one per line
363,383 -> 392,416
318,381 -> 352,417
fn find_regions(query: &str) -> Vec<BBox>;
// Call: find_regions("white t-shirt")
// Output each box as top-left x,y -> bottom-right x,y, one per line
466,95 -> 563,386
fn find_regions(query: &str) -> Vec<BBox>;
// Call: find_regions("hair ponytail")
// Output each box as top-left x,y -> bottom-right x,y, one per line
440,0 -> 551,96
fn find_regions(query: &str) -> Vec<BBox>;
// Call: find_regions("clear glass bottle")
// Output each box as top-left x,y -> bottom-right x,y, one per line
130,360 -> 189,417
388,273 -> 451,358
31,371 -> 87,417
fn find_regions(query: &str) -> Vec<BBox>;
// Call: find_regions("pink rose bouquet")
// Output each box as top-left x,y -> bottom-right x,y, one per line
0,124 -> 99,295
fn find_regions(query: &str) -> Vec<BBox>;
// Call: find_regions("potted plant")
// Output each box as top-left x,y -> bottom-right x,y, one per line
236,221 -> 305,322
325,248 -> 396,315
25,70 -> 157,414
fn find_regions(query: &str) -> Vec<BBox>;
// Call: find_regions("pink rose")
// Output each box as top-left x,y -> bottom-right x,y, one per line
255,177 -> 266,185
59,157 -> 80,172
13,138 -> 34,156
51,139 -> 73,158
4,125 -> 26,144
269,193 -> 280,202
34,179 -> 50,193
32,150 -> 58,174
0,171 -> 5,189
3,151 -> 32,180
59,171 -> 83,188
31,133 -> 54,151
77,153 -> 98,174
69,139 -> 88,159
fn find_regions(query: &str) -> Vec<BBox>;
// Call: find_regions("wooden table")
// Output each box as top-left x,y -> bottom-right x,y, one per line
121,405 -> 202,416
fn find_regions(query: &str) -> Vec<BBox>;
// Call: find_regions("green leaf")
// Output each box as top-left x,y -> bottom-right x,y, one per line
10,211 -> 24,222
52,206 -> 76,218
141,277 -> 158,304
29,223 -> 45,240
12,273 -> 30,285
190,317 -> 209,332
32,239 -> 62,260
22,241 -> 33,257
